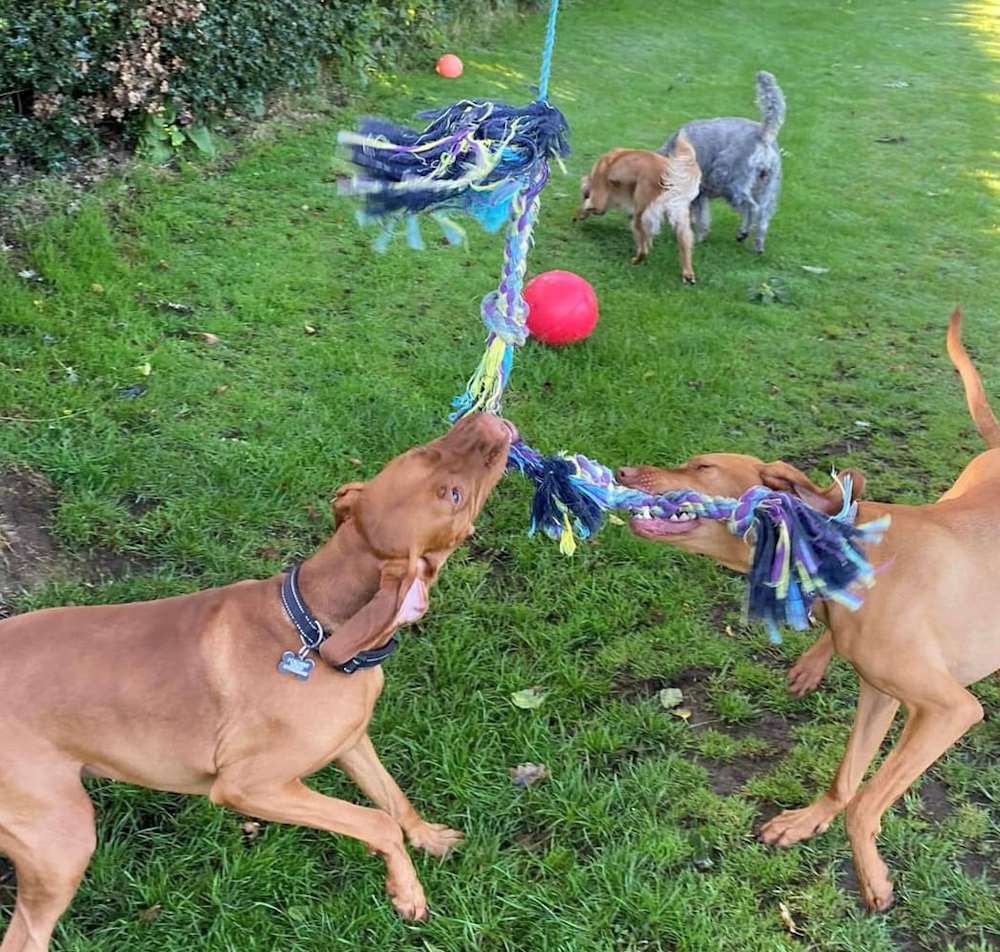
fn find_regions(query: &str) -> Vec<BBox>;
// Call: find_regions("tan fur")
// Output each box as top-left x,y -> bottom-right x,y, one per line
618,313 -> 1000,912
0,413 -> 513,949
575,134 -> 701,283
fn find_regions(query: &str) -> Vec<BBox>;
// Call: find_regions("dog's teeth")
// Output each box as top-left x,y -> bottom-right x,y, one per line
668,512 -> 681,522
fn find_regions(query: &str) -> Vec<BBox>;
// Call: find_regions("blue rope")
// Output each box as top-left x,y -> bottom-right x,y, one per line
537,0 -> 560,102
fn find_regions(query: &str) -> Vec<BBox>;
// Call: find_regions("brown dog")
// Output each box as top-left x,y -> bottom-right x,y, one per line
575,134 -> 701,283
0,412 -> 513,949
617,310 -> 1000,912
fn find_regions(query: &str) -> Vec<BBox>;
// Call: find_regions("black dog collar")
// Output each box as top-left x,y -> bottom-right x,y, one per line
277,563 -> 399,680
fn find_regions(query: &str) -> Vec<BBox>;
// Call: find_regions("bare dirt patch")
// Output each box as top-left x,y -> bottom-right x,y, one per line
917,776 -> 952,822
0,467 -> 154,604
609,666 -> 795,794
697,711 -> 793,798
0,467 -> 62,598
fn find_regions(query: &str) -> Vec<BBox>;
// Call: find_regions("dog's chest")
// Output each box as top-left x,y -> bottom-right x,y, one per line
244,665 -> 386,772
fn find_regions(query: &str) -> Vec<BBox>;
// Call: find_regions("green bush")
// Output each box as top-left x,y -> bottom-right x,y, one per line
0,0 -> 534,171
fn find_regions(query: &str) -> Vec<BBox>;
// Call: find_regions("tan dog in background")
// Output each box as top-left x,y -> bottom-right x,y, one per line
617,310 -> 1000,912
575,133 -> 701,283
0,412 -> 513,949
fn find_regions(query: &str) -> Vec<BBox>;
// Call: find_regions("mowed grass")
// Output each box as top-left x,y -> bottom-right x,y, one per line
1,0 -> 999,949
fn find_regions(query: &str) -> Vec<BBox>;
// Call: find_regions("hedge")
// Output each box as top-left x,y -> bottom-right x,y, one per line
0,0 -> 535,171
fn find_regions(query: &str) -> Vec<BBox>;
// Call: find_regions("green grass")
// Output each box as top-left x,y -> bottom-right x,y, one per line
2,0 -> 1000,949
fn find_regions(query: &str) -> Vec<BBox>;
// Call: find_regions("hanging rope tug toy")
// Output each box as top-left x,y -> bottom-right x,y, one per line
337,0 -> 890,642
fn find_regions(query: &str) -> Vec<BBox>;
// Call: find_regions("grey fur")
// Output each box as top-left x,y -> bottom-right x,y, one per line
658,71 -> 785,254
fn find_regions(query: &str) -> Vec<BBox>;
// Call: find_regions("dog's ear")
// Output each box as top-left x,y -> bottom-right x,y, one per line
759,461 -> 864,515
332,482 -> 365,529
318,558 -> 427,667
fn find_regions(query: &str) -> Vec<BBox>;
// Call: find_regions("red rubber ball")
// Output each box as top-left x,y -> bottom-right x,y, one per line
435,54 -> 463,78
525,270 -> 599,346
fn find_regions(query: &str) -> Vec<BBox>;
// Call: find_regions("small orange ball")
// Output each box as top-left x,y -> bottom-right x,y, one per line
435,54 -> 463,79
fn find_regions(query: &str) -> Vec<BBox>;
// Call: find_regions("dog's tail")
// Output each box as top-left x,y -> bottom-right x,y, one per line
755,71 -> 785,143
642,134 -> 701,236
947,307 -> 1000,449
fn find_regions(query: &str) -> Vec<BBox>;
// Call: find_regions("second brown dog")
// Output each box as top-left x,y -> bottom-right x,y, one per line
576,133 -> 701,283
617,310 -> 1000,913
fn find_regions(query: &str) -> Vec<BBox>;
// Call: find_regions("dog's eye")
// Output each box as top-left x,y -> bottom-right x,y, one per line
694,462 -> 716,472
450,487 -> 463,505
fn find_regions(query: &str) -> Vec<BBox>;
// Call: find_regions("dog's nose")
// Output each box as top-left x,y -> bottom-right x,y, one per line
617,467 -> 638,483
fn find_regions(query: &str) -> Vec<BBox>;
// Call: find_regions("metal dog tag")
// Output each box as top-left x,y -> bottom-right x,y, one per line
277,650 -> 315,681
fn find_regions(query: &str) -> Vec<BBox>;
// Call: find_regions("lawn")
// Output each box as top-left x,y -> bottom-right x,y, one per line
1,0 -> 999,949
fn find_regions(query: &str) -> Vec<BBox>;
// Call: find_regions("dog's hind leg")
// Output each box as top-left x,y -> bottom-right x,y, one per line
337,734 -> 463,858
760,678 -> 898,849
672,214 -> 696,284
690,193 -> 711,242
752,166 -> 781,254
0,768 -> 96,952
630,215 -> 649,264
844,675 -> 983,912
735,197 -> 757,243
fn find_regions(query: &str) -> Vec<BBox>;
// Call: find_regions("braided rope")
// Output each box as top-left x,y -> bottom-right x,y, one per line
537,0 -> 561,101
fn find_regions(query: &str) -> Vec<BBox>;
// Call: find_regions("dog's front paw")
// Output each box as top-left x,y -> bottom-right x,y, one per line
760,800 -> 838,847
682,273 -> 696,285
787,649 -> 831,698
385,870 -> 428,921
857,856 -> 894,913
736,230 -> 749,242
407,821 -> 464,858
631,253 -> 647,265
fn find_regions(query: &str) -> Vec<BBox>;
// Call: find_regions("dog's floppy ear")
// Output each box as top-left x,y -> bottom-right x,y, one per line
332,482 -> 365,529
759,461 -> 865,515
318,558 -> 429,667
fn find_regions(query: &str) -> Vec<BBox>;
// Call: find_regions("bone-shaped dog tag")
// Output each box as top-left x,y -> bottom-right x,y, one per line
277,650 -> 315,681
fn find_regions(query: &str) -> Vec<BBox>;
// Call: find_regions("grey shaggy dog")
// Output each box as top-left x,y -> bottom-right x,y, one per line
658,71 -> 785,254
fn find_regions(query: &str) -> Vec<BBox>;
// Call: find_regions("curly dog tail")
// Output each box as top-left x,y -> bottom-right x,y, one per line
947,308 -> 1000,449
755,71 -> 785,143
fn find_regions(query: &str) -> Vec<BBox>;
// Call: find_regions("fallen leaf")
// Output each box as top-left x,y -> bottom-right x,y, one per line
303,323 -> 318,335
800,265 -> 829,274
607,513 -> 625,526
16,269 -> 38,280
241,820 -> 261,842
511,686 -> 547,710
658,687 -> 684,709
196,332 -> 221,345
138,362 -> 152,377
724,624 -> 735,637
672,707 -> 692,721
157,259 -> 170,270
349,457 -> 362,466
778,901 -> 800,935
212,385 -> 228,396
138,903 -> 162,923
884,79 -> 910,88
875,134 -> 907,144
509,762 -> 549,787
90,282 -> 105,294
854,420 -> 872,429
642,369 -> 655,380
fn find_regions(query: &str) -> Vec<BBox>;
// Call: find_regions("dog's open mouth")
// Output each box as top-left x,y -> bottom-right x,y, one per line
629,507 -> 700,539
